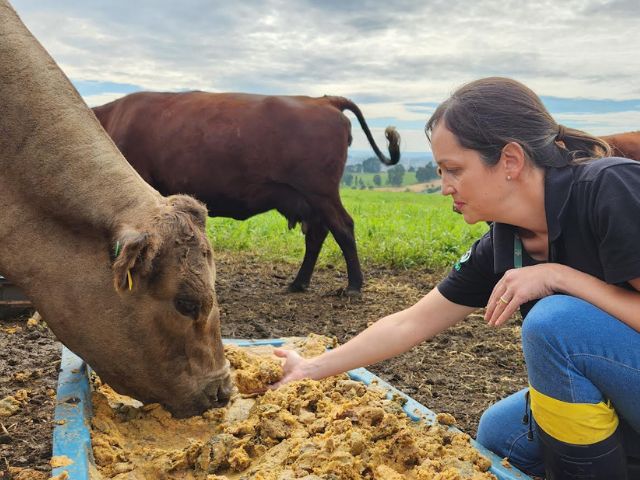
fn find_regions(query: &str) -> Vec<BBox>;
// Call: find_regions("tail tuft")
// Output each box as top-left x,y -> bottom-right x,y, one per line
384,126 -> 401,165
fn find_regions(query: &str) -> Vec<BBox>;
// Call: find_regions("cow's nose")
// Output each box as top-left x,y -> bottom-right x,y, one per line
204,373 -> 233,408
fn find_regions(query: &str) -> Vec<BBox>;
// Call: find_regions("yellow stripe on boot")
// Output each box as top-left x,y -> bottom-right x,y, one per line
529,385 -> 619,445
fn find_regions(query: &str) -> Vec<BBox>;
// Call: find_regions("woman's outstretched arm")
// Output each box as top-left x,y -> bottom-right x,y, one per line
273,287 -> 476,386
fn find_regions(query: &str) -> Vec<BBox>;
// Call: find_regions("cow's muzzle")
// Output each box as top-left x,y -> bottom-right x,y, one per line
203,360 -> 233,408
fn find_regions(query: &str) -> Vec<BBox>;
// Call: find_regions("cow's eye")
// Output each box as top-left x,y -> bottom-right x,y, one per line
174,298 -> 200,320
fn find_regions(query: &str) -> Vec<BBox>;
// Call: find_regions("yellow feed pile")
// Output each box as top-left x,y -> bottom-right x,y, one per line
90,335 -> 496,479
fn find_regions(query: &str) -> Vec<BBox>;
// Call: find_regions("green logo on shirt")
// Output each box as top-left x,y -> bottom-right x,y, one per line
454,248 -> 471,271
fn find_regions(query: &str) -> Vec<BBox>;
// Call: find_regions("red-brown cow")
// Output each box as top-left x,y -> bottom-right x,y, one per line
601,131 -> 640,161
93,92 -> 401,294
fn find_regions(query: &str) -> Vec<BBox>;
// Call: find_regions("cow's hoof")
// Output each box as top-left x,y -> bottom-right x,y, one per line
344,287 -> 362,298
332,287 -> 362,298
288,282 -> 308,293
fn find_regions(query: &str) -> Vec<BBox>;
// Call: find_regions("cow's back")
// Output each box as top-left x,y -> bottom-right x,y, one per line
93,92 -> 352,218
601,131 -> 640,161
93,92 -> 180,182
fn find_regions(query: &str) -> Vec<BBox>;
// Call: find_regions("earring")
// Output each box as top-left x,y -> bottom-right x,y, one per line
506,175 -> 512,180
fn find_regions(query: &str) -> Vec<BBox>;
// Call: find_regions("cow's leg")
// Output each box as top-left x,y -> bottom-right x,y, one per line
289,221 -> 329,292
319,201 -> 363,295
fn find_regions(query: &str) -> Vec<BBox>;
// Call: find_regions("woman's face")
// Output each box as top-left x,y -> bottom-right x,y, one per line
430,123 -> 509,224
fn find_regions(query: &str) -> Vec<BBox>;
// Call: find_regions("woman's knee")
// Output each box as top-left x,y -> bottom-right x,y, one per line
522,295 -> 582,353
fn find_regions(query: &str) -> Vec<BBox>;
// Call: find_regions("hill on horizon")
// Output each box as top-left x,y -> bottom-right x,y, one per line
347,149 -> 434,168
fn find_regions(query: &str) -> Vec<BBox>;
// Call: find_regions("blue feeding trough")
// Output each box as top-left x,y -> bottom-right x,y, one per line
52,340 -> 532,480
52,347 -> 93,479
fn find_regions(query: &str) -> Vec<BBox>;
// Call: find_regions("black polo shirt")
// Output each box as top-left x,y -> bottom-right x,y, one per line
437,157 -> 640,318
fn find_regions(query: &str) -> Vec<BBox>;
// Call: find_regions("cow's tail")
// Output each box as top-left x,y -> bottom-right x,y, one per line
327,96 -> 400,166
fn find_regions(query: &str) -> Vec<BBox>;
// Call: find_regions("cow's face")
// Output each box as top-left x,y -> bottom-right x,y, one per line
106,195 -> 232,417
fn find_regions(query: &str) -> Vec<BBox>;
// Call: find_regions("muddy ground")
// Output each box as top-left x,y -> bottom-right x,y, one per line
0,251 -> 527,477
0,313 -> 60,479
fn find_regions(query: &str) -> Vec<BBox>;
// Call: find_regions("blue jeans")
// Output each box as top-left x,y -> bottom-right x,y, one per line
477,295 -> 640,476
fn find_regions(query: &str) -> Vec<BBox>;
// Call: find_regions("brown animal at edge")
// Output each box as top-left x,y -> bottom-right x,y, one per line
0,2 -> 231,417
92,91 -> 401,295
601,131 -> 640,161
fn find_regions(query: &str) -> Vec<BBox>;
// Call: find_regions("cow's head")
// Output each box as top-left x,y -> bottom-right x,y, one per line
103,194 -> 232,417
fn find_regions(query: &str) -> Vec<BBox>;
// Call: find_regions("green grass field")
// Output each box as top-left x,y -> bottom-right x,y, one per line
207,189 -> 488,272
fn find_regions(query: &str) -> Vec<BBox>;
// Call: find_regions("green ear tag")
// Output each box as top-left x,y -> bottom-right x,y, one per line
114,240 -> 121,258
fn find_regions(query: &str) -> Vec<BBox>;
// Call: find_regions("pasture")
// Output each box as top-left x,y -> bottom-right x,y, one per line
1,190 -> 529,478
208,189 -> 488,271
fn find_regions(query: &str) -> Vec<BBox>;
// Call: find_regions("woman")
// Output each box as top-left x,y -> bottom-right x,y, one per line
273,77 -> 640,479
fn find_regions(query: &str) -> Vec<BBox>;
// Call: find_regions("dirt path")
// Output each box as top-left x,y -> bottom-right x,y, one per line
0,252 -> 527,476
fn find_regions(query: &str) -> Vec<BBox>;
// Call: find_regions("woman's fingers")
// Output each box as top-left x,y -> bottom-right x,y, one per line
273,348 -> 288,358
486,282 -> 512,325
269,348 -> 305,389
490,297 -> 517,326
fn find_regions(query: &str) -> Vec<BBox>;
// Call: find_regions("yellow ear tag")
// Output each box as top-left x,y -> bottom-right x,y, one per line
127,270 -> 133,291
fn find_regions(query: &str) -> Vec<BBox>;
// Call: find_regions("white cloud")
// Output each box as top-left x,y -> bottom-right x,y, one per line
82,92 -> 129,108
556,110 -> 640,136
10,0 -> 640,152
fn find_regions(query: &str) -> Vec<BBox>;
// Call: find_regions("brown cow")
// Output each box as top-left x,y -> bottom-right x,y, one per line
92,92 -> 401,294
601,131 -> 640,161
1,2 -> 231,417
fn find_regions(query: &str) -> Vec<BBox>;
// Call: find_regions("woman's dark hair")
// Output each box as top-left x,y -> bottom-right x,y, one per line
425,77 -> 611,167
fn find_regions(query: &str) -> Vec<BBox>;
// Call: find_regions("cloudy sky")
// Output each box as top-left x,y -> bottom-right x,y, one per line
10,0 -> 640,153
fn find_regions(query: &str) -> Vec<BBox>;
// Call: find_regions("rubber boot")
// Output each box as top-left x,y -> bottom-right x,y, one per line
622,421 -> 640,477
537,424 -> 628,480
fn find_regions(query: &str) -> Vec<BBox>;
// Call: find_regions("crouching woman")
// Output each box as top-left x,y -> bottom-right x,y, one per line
274,77 -> 640,479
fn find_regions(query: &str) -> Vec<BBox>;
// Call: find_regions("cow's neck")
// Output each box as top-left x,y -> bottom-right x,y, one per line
0,4 -> 158,297
0,5 -> 159,236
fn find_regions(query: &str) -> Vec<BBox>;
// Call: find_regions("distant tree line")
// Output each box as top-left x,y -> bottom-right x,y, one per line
415,163 -> 438,183
342,157 -> 439,188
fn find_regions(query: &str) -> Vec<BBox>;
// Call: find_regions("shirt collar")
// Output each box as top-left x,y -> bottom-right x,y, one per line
492,222 -> 516,273
544,165 -> 574,243
492,165 -> 574,273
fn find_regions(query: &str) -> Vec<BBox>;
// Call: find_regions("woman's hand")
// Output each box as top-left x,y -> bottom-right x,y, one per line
269,348 -> 315,388
485,264 -> 564,326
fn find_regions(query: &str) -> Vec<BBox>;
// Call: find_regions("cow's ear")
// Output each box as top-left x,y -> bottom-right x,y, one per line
168,195 -> 208,229
112,229 -> 159,292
